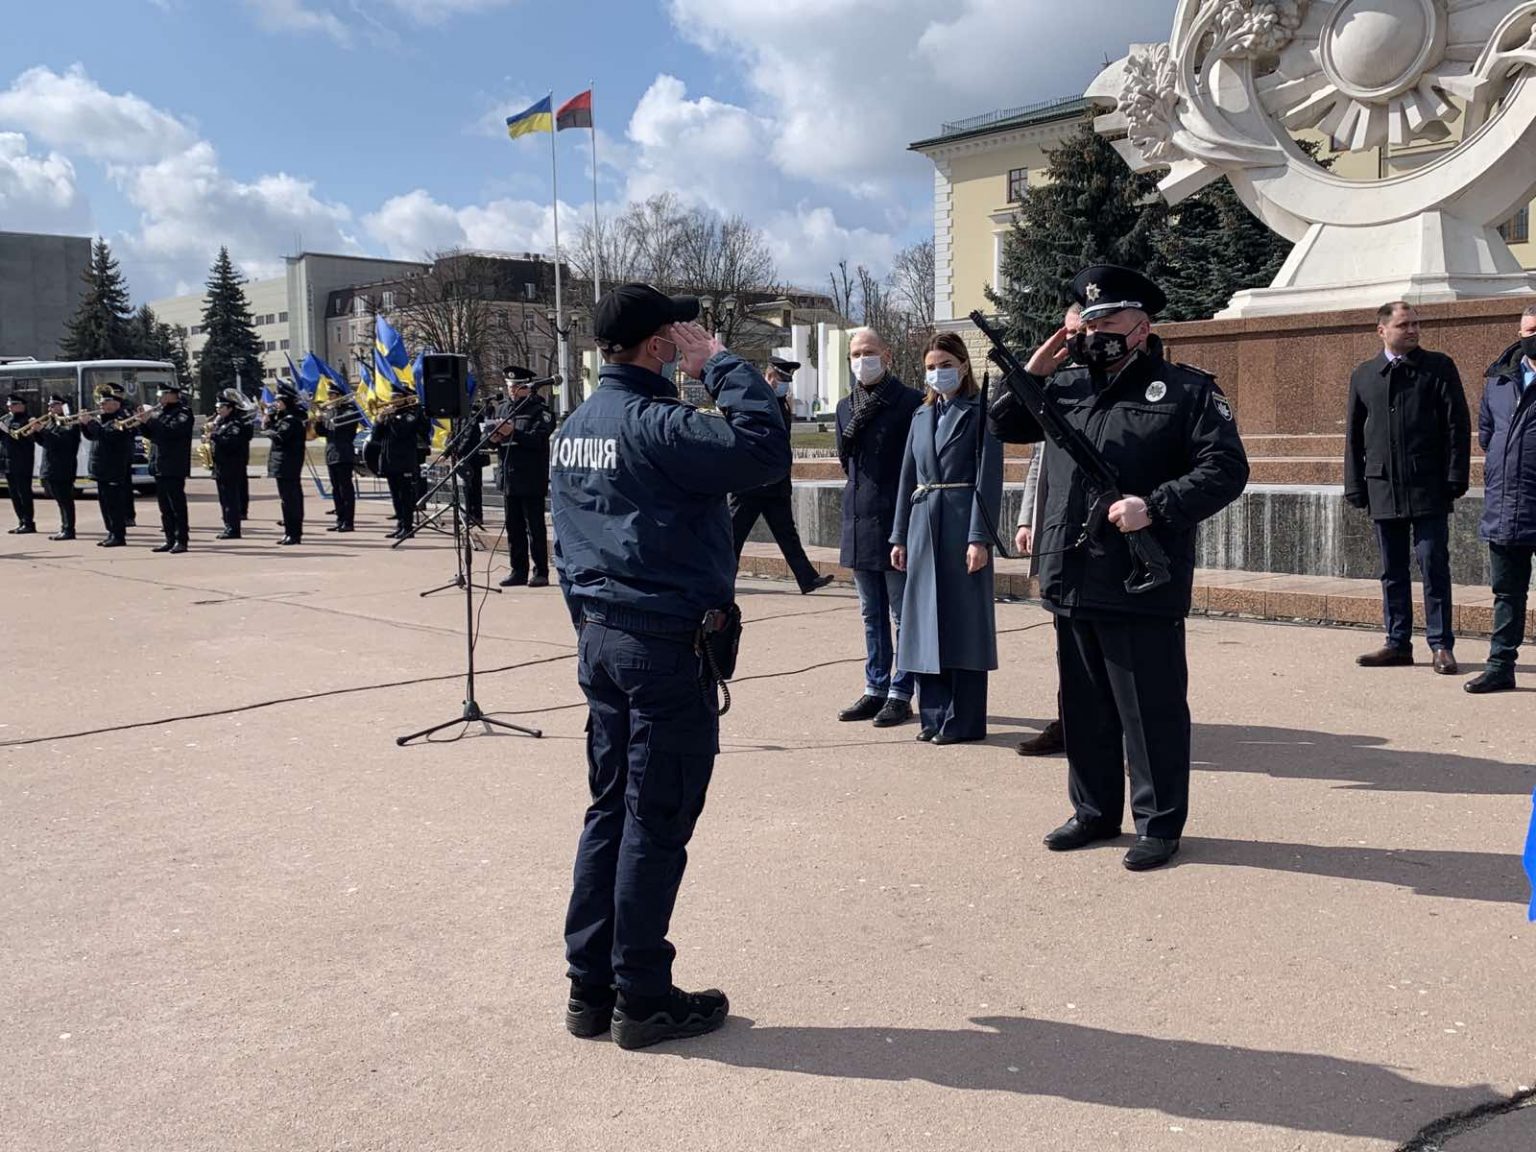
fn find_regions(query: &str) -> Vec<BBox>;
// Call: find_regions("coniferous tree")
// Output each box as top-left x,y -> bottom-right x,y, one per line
197,247 -> 264,413
128,304 -> 161,360
987,122 -> 1168,349
60,237 -> 135,360
159,322 -> 192,384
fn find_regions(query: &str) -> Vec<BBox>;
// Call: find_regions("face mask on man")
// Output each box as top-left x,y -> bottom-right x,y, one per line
925,367 -> 962,395
1521,333 -> 1536,363
772,380 -> 790,398
654,336 -> 679,384
1073,329 -> 1135,371
851,355 -> 885,386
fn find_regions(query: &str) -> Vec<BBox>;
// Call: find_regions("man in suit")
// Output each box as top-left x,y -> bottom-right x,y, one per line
1344,302 -> 1471,674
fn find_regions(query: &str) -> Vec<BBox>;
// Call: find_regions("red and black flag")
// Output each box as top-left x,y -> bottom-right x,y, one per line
556,90 -> 593,132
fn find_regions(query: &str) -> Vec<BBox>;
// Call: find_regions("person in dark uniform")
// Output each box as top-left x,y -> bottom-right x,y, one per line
1344,301 -> 1470,674
209,391 -> 255,538
262,384 -> 308,545
456,390 -> 492,528
316,397 -> 359,532
135,382 -> 195,553
36,395 -> 81,540
990,265 -> 1249,872
551,283 -> 790,1049
728,357 -> 834,594
79,388 -> 136,547
2,394 -> 38,534
489,369 -> 556,586
374,393 -> 428,538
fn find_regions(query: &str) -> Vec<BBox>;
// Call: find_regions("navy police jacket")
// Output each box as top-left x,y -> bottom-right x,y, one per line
551,354 -> 791,629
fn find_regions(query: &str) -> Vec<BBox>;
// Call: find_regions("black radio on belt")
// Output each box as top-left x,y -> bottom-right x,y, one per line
697,604 -> 742,683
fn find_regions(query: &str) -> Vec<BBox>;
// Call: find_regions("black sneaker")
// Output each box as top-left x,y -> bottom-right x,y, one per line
837,694 -> 884,722
527,572 -> 549,588
872,698 -> 911,728
565,978 -> 618,1039
611,986 -> 729,1051
500,572 -> 528,587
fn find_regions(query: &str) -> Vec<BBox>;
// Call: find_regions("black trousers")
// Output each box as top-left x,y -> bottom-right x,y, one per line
8,472 -> 35,527
328,463 -> 356,528
214,471 -> 241,532
1057,614 -> 1190,840
505,489 -> 548,576
386,472 -> 417,528
234,470 -> 249,519
730,482 -> 819,590
462,457 -> 484,524
1488,543 -> 1535,670
96,479 -> 129,539
156,476 -> 189,544
42,477 -> 75,534
275,477 -> 304,539
1374,515 -> 1453,651
566,621 -> 718,996
916,668 -> 989,740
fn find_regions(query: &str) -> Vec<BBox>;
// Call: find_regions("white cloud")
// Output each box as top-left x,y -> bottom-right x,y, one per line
0,65 -> 196,163
0,132 -> 91,233
244,0 -> 350,45
363,189 -> 566,259
624,76 -> 772,213
765,205 -> 900,289
378,0 -> 517,22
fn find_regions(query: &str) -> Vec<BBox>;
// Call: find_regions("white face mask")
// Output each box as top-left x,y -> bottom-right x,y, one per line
925,367 -> 961,395
851,355 -> 885,386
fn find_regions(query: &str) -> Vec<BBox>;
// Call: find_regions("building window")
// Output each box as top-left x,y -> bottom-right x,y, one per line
382,291 -> 395,311
353,296 -> 368,317
279,339 -> 290,350
190,325 -> 203,336
1007,167 -> 1029,204
1499,207 -> 1530,244
524,282 -> 537,301
278,311 -> 288,323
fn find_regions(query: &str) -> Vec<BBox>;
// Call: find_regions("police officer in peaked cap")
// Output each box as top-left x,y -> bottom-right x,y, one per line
989,264 -> 1249,872
550,282 -> 790,1049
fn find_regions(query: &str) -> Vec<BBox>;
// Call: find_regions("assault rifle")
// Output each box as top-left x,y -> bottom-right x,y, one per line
969,309 -> 1171,595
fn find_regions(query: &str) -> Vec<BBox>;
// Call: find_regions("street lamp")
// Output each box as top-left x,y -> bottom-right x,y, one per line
699,294 -> 739,337
545,308 -> 583,412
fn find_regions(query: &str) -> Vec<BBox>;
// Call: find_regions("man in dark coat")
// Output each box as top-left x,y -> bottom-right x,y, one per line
374,394 -> 429,538
835,328 -> 923,727
489,370 -> 556,586
729,357 -> 833,595
1344,302 -> 1471,674
135,382 -> 195,552
208,391 -> 254,538
2,394 -> 38,534
36,395 -> 81,540
80,388 -> 135,546
262,384 -> 308,545
1466,304 -> 1536,693
990,265 -> 1249,871
316,397 -> 359,532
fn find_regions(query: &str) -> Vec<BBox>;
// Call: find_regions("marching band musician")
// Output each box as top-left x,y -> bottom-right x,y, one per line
209,390 -> 254,539
79,387 -> 135,547
2,394 -> 38,534
373,390 -> 429,539
262,383 -> 308,545
36,395 -> 81,540
489,367 -> 555,587
316,394 -> 360,533
135,382 -> 195,553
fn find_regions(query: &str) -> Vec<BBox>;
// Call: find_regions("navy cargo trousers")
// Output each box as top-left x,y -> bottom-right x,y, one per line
564,616 -> 718,997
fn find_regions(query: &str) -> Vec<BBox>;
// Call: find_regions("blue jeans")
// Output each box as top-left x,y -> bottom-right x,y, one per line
1374,515 -> 1453,651
853,568 -> 914,702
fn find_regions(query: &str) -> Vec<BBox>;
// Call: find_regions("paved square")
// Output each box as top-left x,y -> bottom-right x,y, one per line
3,485 -> 1532,1151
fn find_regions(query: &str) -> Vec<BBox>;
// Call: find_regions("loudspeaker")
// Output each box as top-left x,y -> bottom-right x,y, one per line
420,353 -> 469,419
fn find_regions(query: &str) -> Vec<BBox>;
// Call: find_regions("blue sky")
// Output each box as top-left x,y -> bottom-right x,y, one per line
0,0 -> 1176,301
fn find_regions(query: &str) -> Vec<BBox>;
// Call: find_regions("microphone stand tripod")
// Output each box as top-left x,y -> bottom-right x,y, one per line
394,417 -> 541,746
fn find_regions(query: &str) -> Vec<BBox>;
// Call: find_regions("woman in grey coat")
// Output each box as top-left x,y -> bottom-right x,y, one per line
890,332 -> 1004,744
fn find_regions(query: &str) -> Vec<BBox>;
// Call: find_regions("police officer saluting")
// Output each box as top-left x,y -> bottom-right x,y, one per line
36,395 -> 82,540
551,283 -> 790,1049
136,382 -> 195,552
990,265 -> 1249,871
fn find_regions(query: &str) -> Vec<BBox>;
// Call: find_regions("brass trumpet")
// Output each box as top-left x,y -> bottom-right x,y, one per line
375,394 -> 419,417
116,406 -> 156,430
6,414 -> 53,439
52,408 -> 102,427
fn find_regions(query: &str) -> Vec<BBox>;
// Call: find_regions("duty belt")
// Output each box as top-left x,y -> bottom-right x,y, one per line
910,482 -> 973,503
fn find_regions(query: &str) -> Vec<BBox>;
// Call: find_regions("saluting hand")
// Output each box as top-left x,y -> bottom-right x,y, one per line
671,322 -> 725,378
1025,326 -> 1073,377
1108,496 -> 1151,533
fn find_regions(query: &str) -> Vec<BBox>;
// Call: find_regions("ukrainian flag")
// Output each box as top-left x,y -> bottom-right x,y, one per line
506,95 -> 553,139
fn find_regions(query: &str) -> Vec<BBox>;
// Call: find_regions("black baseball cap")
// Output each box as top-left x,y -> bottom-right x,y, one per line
593,283 -> 700,354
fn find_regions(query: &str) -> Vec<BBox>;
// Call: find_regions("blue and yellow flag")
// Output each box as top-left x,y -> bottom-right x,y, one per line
506,95 -> 553,139
1524,788 -> 1535,921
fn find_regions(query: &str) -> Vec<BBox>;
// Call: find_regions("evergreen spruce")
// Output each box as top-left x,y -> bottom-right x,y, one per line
1157,177 -> 1292,321
197,247 -> 264,412
59,237 -> 135,360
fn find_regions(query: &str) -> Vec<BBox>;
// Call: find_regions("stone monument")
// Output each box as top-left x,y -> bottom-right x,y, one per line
1089,0 -> 1536,316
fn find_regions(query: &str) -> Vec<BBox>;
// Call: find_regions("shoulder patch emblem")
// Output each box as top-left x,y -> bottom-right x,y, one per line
1213,395 -> 1233,421
1145,381 -> 1167,403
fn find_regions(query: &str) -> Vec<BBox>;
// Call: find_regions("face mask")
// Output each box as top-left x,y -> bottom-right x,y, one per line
852,355 -> 885,386
654,337 -> 679,384
1080,330 -> 1133,370
925,367 -> 962,395
1521,334 -> 1536,362
773,381 -> 790,397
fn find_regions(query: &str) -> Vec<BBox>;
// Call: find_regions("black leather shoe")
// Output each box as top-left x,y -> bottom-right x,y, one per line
14,523 -> 37,534
1464,668 -> 1517,694
169,542 -> 187,554
1043,816 -> 1121,852
326,524 -> 342,532
278,536 -> 300,546
611,986 -> 728,1051
800,573 -> 835,594
500,572 -> 528,588
838,694 -> 885,722
565,978 -> 618,1039
932,732 -> 983,745
1016,719 -> 1064,757
1432,649 -> 1459,676
916,728 -> 937,742
336,524 -> 354,533
152,541 -> 174,553
1123,836 -> 1180,871
49,531 -> 75,541
101,537 -> 126,548
1357,645 -> 1413,667
872,699 -> 911,728
528,573 -> 550,588
216,529 -> 239,540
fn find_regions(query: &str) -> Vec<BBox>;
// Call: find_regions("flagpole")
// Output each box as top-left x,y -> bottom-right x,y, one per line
548,90 -> 569,415
590,81 -> 602,303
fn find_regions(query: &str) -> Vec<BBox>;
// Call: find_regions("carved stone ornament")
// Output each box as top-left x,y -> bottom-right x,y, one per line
1090,1 -> 1536,316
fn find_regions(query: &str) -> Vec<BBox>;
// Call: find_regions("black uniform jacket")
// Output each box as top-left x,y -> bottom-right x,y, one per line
82,413 -> 136,481
37,421 -> 82,484
263,409 -> 309,480
209,414 -> 254,476
1,412 -> 37,477
990,349 -> 1249,619
374,407 -> 429,476
138,404 -> 195,479
317,411 -> 359,466
1344,348 -> 1470,521
496,394 -> 556,497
